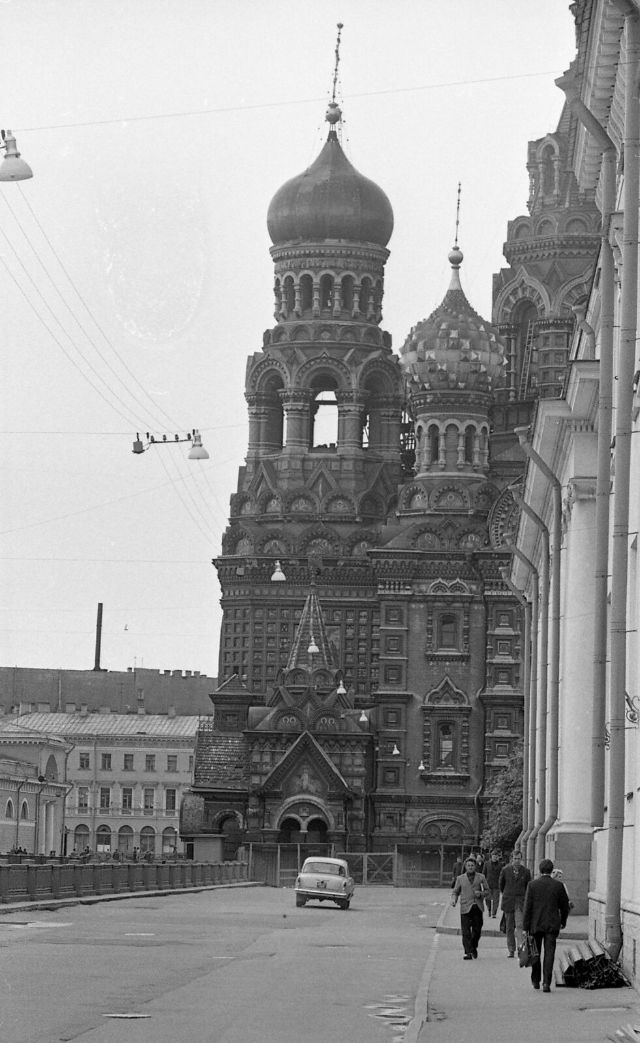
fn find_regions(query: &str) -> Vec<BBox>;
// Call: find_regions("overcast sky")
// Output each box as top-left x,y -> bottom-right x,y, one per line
0,0 -> 576,679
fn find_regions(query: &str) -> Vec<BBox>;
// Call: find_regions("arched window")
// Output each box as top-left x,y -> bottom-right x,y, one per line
283,276 -> 295,315
21,801 -> 28,820
541,145 -> 555,195
515,300 -> 539,397
74,824 -> 90,849
320,274 -> 334,310
437,723 -> 456,769
140,826 -> 155,855
300,274 -> 313,312
44,754 -> 59,781
262,375 -> 284,451
464,427 -> 475,465
311,385 -> 338,448
96,825 -> 111,853
359,278 -> 372,316
439,614 -> 458,649
5,799 -> 13,819
162,827 -> 178,855
341,275 -> 354,312
429,425 -> 440,465
118,825 -> 134,856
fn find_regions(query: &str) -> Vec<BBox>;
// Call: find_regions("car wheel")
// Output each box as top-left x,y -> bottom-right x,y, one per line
295,894 -> 306,907
338,898 -> 350,910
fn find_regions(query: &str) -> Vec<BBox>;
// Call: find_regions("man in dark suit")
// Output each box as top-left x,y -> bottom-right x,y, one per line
499,849 -> 532,957
522,858 -> 570,992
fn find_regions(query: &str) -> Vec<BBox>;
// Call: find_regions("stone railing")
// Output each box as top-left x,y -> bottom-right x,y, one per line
0,860 -> 248,905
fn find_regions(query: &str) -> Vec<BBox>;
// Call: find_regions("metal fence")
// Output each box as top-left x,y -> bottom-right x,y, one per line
248,845 -> 455,888
0,860 -> 248,905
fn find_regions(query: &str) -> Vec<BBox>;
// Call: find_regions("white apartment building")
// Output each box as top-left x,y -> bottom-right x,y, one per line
16,712 -> 202,857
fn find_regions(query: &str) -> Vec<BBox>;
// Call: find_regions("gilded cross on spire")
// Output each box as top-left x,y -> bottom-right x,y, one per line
331,23 -> 344,104
326,23 -> 344,130
454,181 -> 462,248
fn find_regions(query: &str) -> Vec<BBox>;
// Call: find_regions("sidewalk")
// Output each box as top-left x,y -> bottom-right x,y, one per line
406,902 -> 640,1043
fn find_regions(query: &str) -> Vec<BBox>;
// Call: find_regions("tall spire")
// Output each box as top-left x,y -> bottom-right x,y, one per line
448,182 -> 463,288
326,23 -> 344,133
286,584 -> 337,673
331,22 -> 343,105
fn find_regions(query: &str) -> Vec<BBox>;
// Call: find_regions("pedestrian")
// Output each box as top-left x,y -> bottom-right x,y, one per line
484,848 -> 504,917
451,855 -> 491,960
551,867 -> 574,910
522,858 -> 569,992
499,849 -> 532,958
450,855 -> 464,888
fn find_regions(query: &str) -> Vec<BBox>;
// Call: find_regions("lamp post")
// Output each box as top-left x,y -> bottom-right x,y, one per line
0,130 -> 32,182
132,429 -> 209,459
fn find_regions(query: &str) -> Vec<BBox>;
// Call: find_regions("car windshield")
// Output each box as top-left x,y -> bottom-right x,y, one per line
304,861 -> 344,876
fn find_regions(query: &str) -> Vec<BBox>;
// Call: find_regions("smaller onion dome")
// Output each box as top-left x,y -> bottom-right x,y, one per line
267,106 -> 394,247
399,247 -> 507,393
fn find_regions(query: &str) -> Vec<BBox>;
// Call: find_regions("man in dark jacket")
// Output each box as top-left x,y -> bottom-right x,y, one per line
522,858 -> 569,992
484,849 -> 504,917
499,849 -> 532,957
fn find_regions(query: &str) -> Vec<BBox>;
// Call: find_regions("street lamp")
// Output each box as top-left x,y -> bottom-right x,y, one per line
132,429 -> 209,460
0,130 -> 32,182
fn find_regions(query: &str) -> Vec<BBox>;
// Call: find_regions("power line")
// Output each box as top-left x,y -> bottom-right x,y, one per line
17,185 -> 186,433
17,69 -> 568,134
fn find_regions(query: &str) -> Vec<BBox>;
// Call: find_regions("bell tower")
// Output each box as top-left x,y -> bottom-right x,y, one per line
215,94 -> 405,695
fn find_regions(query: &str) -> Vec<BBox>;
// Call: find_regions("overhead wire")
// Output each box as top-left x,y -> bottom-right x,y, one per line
0,189 -> 220,541
17,68 -> 572,135
16,184 -> 186,433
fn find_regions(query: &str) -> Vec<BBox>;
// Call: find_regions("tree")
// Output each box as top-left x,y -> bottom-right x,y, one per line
480,744 -> 524,851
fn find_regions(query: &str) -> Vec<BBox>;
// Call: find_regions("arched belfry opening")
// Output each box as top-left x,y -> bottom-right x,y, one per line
311,381 -> 339,449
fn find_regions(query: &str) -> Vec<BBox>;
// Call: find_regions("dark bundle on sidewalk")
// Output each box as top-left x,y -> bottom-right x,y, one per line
559,940 -> 631,990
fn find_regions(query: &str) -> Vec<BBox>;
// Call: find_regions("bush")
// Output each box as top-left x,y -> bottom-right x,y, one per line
481,744 -> 524,850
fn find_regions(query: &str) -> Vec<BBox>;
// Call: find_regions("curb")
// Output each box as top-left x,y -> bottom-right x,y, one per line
403,901 -> 449,1043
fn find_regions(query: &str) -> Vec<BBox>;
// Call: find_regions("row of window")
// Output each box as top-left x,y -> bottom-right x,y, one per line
78,752 -> 192,773
73,824 -> 177,855
76,786 -> 178,813
4,800 -> 29,820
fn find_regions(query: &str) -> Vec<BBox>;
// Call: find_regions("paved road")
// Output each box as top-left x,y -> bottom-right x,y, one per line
0,884 -> 443,1043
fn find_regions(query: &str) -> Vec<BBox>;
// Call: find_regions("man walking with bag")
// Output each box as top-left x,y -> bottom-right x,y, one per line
451,856 -> 491,960
499,849 -> 531,957
522,858 -> 569,992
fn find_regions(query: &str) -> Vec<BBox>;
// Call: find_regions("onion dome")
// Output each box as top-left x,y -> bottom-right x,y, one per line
399,247 -> 507,392
267,105 -> 394,248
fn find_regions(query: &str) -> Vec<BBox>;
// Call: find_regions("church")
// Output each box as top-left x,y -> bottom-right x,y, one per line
180,89 -> 536,884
